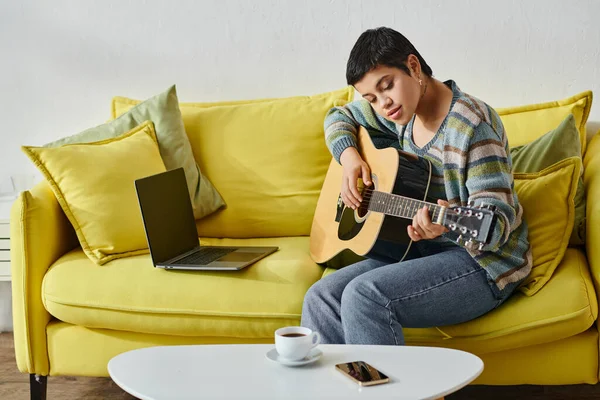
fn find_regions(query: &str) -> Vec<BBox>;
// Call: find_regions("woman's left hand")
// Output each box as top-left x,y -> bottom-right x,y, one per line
407,199 -> 450,241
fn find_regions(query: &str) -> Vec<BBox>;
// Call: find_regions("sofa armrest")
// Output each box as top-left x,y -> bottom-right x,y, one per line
584,130 -> 600,295
11,181 -> 78,375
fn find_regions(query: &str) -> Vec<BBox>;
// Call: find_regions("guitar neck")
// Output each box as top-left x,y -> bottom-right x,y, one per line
367,191 -> 445,223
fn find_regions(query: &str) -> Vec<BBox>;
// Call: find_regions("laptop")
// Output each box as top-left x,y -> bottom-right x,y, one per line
135,168 -> 278,270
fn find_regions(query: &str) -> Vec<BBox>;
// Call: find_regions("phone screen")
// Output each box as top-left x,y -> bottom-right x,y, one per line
335,361 -> 389,386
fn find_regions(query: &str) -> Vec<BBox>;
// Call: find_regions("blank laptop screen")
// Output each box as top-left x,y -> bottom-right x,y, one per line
135,168 -> 200,265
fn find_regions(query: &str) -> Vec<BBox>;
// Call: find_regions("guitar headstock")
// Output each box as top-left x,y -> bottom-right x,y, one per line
444,201 -> 496,250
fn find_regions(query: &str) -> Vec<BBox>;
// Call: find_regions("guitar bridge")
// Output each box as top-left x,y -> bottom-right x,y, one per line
335,193 -> 345,222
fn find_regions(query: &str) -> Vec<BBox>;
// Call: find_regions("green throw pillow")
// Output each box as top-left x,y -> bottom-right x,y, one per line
45,85 -> 225,220
510,114 -> 585,245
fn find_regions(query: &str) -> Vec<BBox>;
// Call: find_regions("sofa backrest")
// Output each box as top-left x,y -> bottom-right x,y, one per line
112,87 -> 592,239
114,87 -> 354,238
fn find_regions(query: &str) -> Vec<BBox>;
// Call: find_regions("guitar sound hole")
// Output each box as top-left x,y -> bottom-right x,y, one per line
357,186 -> 373,218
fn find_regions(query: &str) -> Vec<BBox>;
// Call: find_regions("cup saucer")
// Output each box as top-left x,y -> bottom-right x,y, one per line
266,348 -> 323,366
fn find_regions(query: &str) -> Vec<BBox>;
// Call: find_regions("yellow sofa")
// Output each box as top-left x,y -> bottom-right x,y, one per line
11,88 -> 600,397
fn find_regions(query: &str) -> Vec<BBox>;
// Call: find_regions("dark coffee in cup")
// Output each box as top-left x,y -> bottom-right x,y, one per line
281,333 -> 306,338
275,326 -> 321,360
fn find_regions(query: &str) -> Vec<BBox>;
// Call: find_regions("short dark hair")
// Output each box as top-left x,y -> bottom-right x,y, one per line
346,27 -> 433,86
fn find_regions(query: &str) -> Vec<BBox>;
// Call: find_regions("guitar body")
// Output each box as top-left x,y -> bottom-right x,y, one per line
310,127 -> 433,264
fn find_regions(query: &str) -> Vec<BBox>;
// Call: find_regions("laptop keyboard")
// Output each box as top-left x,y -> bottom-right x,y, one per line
175,247 -> 238,265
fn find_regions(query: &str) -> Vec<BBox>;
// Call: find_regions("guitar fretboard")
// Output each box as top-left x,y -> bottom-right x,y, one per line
368,191 -> 444,222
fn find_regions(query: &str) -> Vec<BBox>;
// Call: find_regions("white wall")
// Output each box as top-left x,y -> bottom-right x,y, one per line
0,0 -> 599,327
1,0 -> 599,187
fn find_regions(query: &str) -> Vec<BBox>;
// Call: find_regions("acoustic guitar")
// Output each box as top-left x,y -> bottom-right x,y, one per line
310,127 -> 497,264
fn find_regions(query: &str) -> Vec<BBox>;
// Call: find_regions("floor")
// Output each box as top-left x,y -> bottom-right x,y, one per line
1,332 -> 600,399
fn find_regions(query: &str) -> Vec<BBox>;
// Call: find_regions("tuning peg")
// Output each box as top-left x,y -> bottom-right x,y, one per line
449,224 -> 457,231
467,200 -> 475,207
471,230 -> 478,237
457,235 -> 463,243
476,212 -> 483,220
466,210 -> 473,216
478,243 -> 485,251
456,208 -> 462,214
460,227 -> 467,234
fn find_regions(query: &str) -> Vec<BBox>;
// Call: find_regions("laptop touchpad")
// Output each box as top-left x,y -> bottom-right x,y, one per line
216,252 -> 259,262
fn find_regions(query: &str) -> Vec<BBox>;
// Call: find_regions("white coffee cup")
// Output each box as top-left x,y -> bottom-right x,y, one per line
274,326 -> 321,361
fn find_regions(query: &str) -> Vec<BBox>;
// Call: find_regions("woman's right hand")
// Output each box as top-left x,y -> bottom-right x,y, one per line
339,147 -> 372,210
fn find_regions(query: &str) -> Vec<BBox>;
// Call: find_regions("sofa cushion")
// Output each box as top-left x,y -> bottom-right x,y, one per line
510,115 -> 586,246
323,248 -> 596,354
496,90 -> 592,153
50,85 -> 225,220
514,157 -> 581,295
411,248 -> 597,354
113,87 -> 354,238
42,237 -> 323,338
22,121 -> 166,265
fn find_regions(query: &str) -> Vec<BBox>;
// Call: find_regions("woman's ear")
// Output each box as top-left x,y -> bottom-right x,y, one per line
407,54 -> 421,77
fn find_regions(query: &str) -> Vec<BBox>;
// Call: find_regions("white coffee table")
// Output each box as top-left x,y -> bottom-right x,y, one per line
108,344 -> 483,400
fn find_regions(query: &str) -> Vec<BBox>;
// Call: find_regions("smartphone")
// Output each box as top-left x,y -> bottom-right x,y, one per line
335,361 -> 390,386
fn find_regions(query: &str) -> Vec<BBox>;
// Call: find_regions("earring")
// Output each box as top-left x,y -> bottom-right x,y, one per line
419,78 -> 422,86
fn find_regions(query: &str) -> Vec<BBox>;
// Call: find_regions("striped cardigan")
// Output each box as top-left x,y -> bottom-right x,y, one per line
324,80 -> 532,291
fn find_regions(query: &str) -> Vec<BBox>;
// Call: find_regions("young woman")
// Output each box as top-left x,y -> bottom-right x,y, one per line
301,27 -> 531,345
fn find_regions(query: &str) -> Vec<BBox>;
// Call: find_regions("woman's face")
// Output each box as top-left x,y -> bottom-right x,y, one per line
353,62 -> 421,125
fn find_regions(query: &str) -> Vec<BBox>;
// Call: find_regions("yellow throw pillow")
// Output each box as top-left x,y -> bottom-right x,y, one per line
497,91 -> 592,152
82,85 -> 225,221
22,121 -> 167,265
112,87 -> 354,238
516,157 -> 581,295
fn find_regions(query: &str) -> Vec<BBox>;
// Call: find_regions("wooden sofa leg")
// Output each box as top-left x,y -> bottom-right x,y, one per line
30,374 -> 47,400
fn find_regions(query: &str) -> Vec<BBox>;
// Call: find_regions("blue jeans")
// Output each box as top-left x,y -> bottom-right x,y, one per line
301,240 -> 518,345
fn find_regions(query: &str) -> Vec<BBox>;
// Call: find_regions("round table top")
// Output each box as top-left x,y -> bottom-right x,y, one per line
108,344 -> 483,400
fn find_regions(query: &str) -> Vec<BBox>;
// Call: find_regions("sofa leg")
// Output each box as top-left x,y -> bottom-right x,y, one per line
30,374 -> 47,400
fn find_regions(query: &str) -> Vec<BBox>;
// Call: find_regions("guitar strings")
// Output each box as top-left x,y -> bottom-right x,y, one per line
358,191 -> 442,209
355,191 -> 459,216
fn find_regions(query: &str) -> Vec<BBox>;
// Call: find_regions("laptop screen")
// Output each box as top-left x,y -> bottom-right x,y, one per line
135,168 -> 200,264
